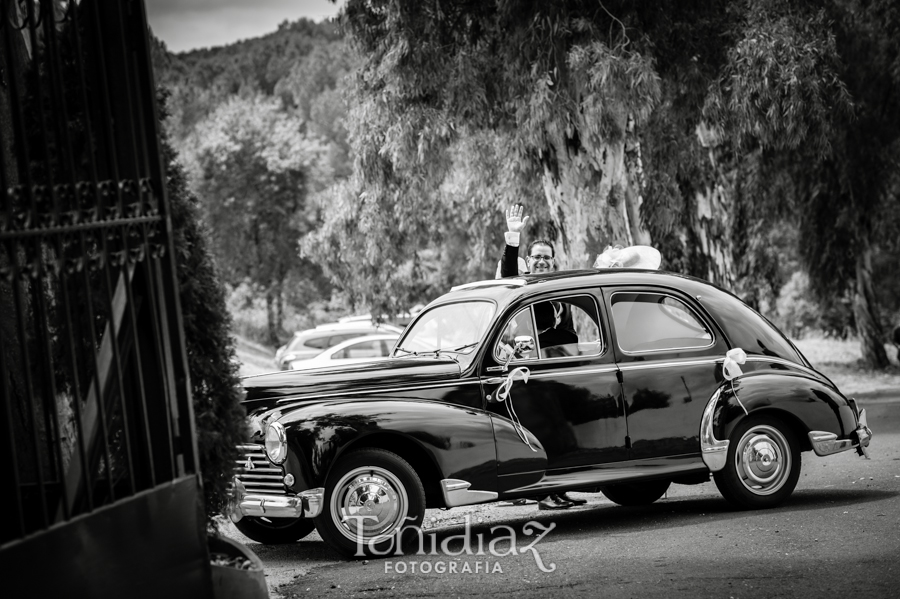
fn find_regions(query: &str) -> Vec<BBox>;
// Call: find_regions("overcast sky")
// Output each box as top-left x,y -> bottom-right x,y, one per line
145,0 -> 343,53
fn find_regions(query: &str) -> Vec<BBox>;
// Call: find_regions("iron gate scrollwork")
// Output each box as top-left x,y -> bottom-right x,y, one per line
0,2 -> 206,593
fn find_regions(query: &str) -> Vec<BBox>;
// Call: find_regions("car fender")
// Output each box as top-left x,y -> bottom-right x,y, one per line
277,399 -> 499,493
700,371 -> 858,471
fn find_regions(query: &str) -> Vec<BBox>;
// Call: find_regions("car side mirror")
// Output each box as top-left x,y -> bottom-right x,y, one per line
513,335 -> 535,357
497,335 -> 536,371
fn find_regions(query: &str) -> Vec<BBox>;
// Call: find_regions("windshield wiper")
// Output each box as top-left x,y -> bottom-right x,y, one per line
447,341 -> 479,353
394,346 -> 454,360
413,349 -> 458,361
394,342 -> 478,360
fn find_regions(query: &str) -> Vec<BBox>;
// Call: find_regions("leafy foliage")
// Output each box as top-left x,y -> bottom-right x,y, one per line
704,3 -> 851,155
328,0 -> 898,368
150,5 -> 900,368
152,25 -> 351,342
752,0 -> 900,366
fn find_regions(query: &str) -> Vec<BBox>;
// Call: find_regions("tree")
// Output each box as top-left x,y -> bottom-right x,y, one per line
302,125 -> 552,316
189,96 -> 328,345
322,1 -> 843,280
317,0 -> 896,366
704,0 -> 900,368
799,0 -> 900,368
274,39 -> 359,180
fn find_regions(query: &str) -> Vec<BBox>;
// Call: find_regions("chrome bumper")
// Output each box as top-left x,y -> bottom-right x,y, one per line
854,407 -> 873,458
809,406 -> 873,458
227,480 -> 325,522
440,479 -> 498,507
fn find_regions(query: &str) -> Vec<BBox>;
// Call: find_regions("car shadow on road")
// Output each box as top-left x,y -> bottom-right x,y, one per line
236,486 -> 897,563
390,486 -> 899,553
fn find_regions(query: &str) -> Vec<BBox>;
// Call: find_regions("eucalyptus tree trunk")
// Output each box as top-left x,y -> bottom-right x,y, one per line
687,183 -> 738,291
686,126 -> 739,292
853,241 -> 889,369
265,287 -> 280,347
540,127 -> 651,270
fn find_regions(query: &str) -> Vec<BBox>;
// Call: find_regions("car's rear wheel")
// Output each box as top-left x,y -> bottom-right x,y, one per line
315,448 -> 425,558
599,480 -> 670,506
714,414 -> 800,509
233,516 -> 315,544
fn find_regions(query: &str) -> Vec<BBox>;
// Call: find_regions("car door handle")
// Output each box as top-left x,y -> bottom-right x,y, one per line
484,377 -> 503,385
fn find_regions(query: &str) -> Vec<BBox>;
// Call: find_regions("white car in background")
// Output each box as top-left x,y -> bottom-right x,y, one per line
274,322 -> 403,370
288,334 -> 400,371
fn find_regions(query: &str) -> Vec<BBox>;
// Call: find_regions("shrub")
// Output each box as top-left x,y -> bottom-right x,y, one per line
774,271 -> 854,339
160,89 -> 248,531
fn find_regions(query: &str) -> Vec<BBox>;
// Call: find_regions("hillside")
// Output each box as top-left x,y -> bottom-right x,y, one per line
150,17 -> 346,142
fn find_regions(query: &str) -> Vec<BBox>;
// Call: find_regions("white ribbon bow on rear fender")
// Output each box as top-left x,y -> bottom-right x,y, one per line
723,348 -> 747,380
722,348 -> 748,415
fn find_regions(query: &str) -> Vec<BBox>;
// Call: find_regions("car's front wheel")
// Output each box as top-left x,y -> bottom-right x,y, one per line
599,480 -> 671,506
233,516 -> 315,544
315,448 -> 425,558
714,414 -> 800,509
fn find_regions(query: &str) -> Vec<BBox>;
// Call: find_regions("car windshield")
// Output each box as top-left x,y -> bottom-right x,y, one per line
395,301 -> 495,363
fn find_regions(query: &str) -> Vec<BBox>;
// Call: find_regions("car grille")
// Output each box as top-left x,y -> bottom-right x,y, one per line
234,443 -> 287,496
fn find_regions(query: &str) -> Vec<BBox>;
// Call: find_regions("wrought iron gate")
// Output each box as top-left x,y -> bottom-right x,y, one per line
0,1 -> 210,596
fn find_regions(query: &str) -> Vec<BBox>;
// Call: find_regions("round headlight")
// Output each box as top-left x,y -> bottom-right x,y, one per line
264,421 -> 287,464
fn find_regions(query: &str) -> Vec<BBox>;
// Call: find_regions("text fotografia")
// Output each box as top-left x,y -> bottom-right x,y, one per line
385,560 -> 503,574
350,515 -> 557,573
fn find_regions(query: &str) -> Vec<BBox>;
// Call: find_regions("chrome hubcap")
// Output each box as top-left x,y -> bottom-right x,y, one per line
735,425 -> 791,496
331,466 -> 408,544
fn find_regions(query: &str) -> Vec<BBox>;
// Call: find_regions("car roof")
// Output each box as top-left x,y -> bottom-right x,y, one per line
424,268 -> 808,366
437,269 -> 717,305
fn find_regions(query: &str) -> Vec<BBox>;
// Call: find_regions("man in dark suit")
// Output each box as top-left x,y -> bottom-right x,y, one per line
534,301 -> 577,359
532,301 -> 587,509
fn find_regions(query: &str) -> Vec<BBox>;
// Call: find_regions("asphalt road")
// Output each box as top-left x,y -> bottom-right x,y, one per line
225,397 -> 900,599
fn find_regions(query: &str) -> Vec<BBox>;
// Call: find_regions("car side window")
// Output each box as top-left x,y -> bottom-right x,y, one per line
494,295 -> 603,362
610,292 -> 713,353
305,335 -> 332,350
538,296 -> 602,359
333,339 -> 382,359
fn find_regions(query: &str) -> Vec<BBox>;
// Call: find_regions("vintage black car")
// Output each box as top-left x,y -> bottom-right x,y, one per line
227,270 -> 872,557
